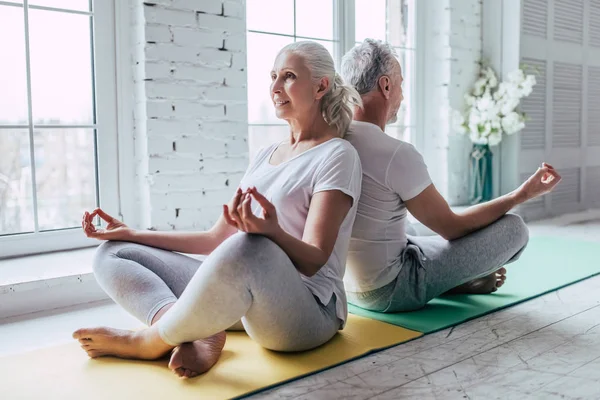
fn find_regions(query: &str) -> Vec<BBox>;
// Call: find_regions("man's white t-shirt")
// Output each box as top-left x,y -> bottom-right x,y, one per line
239,138 -> 362,327
344,121 -> 432,292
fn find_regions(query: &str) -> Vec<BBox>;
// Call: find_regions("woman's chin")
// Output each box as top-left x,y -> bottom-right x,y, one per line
274,109 -> 291,120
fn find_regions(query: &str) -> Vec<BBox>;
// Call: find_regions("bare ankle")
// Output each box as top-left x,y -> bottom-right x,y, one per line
151,302 -> 175,325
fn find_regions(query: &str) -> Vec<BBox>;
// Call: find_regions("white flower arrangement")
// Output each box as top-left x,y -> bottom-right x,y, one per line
453,64 -> 537,146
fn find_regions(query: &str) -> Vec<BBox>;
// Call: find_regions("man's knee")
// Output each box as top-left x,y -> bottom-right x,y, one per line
498,214 -> 529,252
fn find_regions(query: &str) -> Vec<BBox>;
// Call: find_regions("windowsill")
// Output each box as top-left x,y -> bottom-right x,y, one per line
0,243 -> 207,320
0,246 -> 104,320
0,246 -> 98,286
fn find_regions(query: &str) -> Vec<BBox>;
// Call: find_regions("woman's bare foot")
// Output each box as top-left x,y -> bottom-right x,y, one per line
168,332 -> 227,378
447,267 -> 507,295
73,326 -> 173,360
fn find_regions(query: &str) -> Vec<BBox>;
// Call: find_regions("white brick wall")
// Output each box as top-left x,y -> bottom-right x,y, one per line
447,0 -> 482,205
421,0 -> 482,205
131,0 -> 248,231
126,0 -> 480,233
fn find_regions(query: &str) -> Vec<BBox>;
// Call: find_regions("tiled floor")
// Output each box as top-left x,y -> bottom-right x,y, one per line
1,217 -> 599,399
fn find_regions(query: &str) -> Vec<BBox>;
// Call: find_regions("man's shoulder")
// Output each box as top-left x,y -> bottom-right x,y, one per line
347,121 -> 404,154
348,120 -> 385,136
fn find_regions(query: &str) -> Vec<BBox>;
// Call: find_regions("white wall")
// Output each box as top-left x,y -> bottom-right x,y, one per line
129,0 -> 248,231
420,0 -> 483,205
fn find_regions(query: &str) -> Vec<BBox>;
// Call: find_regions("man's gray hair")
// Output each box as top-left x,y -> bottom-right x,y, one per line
341,39 -> 399,95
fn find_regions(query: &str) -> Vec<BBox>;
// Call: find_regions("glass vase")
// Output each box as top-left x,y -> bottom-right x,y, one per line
469,144 -> 493,204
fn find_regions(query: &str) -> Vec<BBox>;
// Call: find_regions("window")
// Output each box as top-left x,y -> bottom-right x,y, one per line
355,0 -> 416,143
0,0 -> 119,258
246,0 -> 417,156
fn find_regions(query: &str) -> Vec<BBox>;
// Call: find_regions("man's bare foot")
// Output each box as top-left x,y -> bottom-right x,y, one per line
73,326 -> 173,360
447,267 -> 507,295
168,332 -> 227,378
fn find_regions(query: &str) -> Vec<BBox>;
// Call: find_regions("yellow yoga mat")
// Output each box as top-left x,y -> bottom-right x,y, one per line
0,314 -> 421,400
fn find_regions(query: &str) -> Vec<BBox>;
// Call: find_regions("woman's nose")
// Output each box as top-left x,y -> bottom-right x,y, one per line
271,77 -> 283,94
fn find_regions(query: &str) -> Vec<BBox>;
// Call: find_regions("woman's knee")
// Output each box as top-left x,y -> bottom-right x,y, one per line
215,234 -> 289,272
223,233 -> 283,253
92,240 -> 128,273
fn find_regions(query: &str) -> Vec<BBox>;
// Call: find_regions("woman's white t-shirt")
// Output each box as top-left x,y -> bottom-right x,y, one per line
238,138 -> 362,328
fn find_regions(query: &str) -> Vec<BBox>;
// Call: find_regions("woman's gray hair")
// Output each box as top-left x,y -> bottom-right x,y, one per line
340,39 -> 399,95
277,41 -> 362,138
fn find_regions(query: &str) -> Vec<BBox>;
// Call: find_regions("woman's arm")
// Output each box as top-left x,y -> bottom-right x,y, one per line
83,203 -> 239,255
225,187 -> 353,277
125,216 -> 237,255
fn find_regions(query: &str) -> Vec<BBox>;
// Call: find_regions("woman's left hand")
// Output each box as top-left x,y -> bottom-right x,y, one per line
223,187 -> 281,238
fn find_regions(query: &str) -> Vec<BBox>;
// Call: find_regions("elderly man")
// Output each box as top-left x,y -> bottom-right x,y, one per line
340,39 -> 561,312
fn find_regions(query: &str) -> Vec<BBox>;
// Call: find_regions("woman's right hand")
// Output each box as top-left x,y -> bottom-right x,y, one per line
82,208 -> 132,241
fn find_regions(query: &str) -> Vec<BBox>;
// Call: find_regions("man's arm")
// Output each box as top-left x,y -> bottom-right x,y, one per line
405,163 -> 561,241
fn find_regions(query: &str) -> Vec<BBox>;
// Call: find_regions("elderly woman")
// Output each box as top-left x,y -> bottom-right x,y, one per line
73,41 -> 362,378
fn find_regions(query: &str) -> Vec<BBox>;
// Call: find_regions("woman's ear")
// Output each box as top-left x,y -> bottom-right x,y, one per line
378,75 -> 391,99
315,76 -> 331,100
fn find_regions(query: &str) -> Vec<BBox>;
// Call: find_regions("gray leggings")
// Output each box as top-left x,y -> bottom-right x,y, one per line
92,233 -> 340,351
347,214 -> 530,312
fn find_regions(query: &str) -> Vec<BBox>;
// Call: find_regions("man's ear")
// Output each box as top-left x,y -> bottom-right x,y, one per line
378,75 -> 391,99
315,76 -> 331,100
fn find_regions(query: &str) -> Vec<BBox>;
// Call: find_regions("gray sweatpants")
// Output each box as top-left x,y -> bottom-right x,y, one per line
346,214 -> 530,312
92,233 -> 340,351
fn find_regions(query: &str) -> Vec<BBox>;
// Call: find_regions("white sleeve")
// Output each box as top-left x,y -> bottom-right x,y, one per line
386,143 -> 432,201
313,147 -> 362,203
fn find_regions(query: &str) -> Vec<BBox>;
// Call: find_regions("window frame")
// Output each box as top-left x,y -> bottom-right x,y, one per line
0,0 -> 120,259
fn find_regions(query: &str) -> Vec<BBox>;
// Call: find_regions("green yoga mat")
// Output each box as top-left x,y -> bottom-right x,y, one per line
349,236 -> 600,333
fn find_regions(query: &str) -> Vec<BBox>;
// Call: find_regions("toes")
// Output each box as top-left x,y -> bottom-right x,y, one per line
497,267 -> 507,275
174,367 -> 186,378
168,347 -> 183,371
73,329 -> 88,339
86,350 -> 105,358
182,369 -> 198,378
73,327 -> 104,339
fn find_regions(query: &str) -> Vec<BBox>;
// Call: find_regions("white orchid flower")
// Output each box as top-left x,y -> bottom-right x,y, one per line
452,110 -> 467,134
488,130 -> 502,146
501,112 -> 525,134
507,69 -> 525,85
470,131 -> 488,145
500,97 -> 520,116
473,78 -> 487,96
